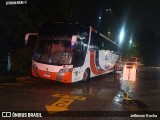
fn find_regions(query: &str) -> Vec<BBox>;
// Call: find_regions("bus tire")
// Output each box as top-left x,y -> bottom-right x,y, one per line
82,68 -> 90,82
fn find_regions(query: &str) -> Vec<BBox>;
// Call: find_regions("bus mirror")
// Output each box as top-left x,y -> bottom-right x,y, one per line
71,35 -> 77,46
25,33 -> 38,45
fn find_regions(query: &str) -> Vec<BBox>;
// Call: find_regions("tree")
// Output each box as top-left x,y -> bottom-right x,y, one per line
0,0 -> 76,74
135,28 -> 157,66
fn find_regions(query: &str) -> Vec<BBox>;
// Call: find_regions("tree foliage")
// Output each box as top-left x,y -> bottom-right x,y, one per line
0,0 -> 76,74
135,28 -> 159,66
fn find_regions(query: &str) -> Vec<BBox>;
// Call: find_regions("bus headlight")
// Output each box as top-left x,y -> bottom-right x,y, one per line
32,63 -> 38,68
59,68 -> 73,73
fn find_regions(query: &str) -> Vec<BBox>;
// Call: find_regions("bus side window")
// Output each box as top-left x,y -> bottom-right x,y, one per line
90,32 -> 99,49
102,37 -> 110,51
113,44 -> 118,52
72,41 -> 81,66
79,26 -> 89,44
100,37 -> 107,50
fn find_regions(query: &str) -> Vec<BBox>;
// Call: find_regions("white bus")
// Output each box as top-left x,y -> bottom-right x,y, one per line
25,23 -> 121,83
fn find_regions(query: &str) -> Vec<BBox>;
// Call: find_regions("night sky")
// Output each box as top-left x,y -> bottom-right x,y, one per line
1,0 -> 160,36
71,0 -> 160,66
71,0 -> 160,36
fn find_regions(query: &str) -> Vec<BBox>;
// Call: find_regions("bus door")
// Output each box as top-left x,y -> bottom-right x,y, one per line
72,40 -> 87,81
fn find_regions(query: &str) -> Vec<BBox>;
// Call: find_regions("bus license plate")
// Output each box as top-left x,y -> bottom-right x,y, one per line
44,74 -> 50,77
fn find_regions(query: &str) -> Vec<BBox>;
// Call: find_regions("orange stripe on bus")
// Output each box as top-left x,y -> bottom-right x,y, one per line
90,50 -> 113,75
90,50 -> 103,75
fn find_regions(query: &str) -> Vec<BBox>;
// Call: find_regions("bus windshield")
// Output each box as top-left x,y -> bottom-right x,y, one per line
33,36 -> 73,65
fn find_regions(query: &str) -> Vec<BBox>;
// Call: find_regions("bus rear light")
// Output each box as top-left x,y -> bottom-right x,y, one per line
133,65 -> 136,69
126,66 -> 133,69
59,68 -> 73,73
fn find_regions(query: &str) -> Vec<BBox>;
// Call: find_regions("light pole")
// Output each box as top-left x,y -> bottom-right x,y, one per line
97,15 -> 102,31
106,8 -> 112,38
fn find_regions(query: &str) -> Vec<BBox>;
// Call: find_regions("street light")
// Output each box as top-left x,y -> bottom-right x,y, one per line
106,8 -> 112,14
129,38 -> 132,45
119,27 -> 125,45
97,16 -> 102,30
108,31 -> 110,37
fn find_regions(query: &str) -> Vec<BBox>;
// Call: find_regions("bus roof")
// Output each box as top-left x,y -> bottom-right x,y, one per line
38,22 -> 89,37
38,22 -> 119,47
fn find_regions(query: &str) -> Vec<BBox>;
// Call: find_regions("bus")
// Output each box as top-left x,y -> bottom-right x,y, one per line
25,22 -> 121,83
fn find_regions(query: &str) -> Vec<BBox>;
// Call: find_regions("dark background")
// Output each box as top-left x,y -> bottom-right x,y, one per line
0,0 -> 160,74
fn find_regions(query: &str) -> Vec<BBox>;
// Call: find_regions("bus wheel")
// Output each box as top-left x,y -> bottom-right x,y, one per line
82,69 -> 90,82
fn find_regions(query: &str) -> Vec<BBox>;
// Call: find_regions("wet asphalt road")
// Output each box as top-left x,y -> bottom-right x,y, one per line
0,67 -> 160,119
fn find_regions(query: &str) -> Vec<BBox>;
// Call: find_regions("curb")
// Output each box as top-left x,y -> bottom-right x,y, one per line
0,77 -> 16,84
0,76 -> 31,84
16,77 -> 31,80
